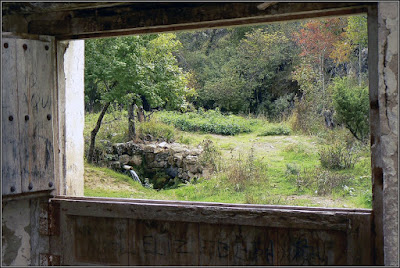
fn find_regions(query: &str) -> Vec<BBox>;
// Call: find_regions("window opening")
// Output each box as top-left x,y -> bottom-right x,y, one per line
83,15 -> 371,209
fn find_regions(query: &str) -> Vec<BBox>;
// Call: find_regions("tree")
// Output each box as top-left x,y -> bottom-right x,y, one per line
175,23 -> 300,116
331,15 -> 368,86
332,76 -> 369,141
293,18 -> 345,107
85,34 -> 191,163
236,28 -> 294,114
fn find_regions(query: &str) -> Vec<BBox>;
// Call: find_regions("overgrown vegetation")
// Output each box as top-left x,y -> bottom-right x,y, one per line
332,76 -> 370,141
137,119 -> 175,142
319,142 -> 356,170
258,124 -> 292,136
158,109 -> 261,135
84,15 -> 372,208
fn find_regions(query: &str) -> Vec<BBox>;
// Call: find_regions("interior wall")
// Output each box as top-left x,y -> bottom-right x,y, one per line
377,2 -> 399,266
57,40 -> 85,196
1,199 -> 31,266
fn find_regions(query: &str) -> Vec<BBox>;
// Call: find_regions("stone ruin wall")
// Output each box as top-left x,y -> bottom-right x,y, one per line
98,141 -> 212,184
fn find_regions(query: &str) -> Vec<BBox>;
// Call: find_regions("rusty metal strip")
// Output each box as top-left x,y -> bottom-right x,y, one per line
39,201 -> 60,236
40,253 -> 61,266
49,201 -> 60,236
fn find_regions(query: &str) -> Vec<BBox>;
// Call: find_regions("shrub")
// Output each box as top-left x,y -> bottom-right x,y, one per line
199,139 -> 222,172
222,146 -> 268,192
332,76 -> 369,141
137,119 -> 175,142
269,93 -> 295,120
158,109 -> 260,135
258,124 -> 291,136
319,142 -> 356,170
286,162 -> 300,175
295,167 -> 352,196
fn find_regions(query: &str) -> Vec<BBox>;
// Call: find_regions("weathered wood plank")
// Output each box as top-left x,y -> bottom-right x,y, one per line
70,216 -> 129,265
199,223 -> 277,265
129,219 -> 199,265
276,228 -> 347,265
10,2 -> 369,40
346,213 -> 373,265
2,37 -> 22,195
52,197 -> 369,231
16,37 -> 55,193
53,195 -> 373,213
54,197 -> 373,265
16,38 -> 31,194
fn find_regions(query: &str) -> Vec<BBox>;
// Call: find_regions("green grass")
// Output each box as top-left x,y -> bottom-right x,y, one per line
84,110 -> 372,208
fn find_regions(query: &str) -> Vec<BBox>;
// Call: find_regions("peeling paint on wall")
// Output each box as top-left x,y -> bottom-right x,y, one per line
378,2 -> 399,266
63,40 -> 85,197
1,200 -> 31,266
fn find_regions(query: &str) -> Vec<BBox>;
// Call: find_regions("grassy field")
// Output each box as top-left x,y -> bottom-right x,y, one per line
84,110 -> 372,208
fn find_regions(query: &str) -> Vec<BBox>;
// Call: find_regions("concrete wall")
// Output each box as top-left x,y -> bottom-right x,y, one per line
57,40 -> 85,196
2,200 -> 31,266
378,2 -> 399,266
63,40 -> 85,196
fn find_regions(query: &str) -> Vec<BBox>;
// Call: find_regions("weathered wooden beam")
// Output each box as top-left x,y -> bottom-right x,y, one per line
54,195 -> 373,213
2,2 -> 128,15
51,196 -> 371,231
257,2 -> 279,11
3,2 -> 369,40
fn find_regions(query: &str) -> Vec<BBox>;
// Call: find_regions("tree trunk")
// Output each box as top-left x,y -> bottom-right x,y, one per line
128,102 -> 136,140
358,43 -> 362,86
87,101 -> 111,163
137,106 -> 145,122
320,53 -> 325,110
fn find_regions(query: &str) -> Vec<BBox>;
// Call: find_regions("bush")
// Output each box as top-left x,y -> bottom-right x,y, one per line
158,109 -> 260,135
295,167 -> 352,196
332,76 -> 369,141
199,139 -> 222,172
286,162 -> 300,175
319,142 -> 356,170
137,119 -> 175,142
222,146 -> 268,192
258,124 -> 291,136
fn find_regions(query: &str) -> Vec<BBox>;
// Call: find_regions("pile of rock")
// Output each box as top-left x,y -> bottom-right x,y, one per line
101,141 -> 212,183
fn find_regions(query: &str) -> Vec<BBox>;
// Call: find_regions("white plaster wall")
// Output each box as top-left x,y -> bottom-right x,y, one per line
63,40 -> 85,196
1,200 -> 31,266
378,2 -> 399,266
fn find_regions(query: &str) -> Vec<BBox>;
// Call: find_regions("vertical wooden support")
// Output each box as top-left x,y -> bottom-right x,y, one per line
1,34 -> 56,195
2,37 -> 21,195
367,4 -> 385,265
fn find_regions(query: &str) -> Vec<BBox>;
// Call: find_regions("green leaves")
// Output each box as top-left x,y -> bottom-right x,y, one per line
85,34 -> 191,110
176,24 -> 299,116
332,77 -> 369,141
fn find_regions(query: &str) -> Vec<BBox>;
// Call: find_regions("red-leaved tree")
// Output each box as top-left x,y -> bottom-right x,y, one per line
293,18 -> 345,106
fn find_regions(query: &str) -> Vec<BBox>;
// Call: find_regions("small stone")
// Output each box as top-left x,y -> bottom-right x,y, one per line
158,141 -> 168,148
129,155 -> 142,166
119,154 -> 130,164
185,155 -> 198,165
144,144 -> 156,153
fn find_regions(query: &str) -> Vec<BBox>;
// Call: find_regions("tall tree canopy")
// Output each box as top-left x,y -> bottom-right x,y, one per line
176,23 -> 301,116
85,34 -> 192,162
